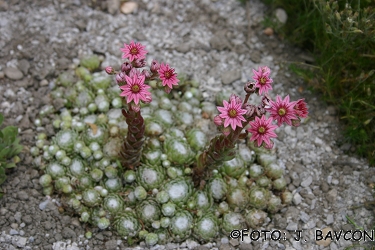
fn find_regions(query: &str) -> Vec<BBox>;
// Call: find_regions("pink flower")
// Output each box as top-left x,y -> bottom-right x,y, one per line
252,66 -> 273,95
120,41 -> 147,62
266,95 -> 297,126
294,98 -> 309,118
247,115 -> 278,148
217,98 -> 247,130
158,63 -> 179,89
119,74 -> 151,105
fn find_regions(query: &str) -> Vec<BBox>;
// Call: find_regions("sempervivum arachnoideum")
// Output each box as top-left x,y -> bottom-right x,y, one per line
163,177 -> 193,207
207,174 -> 228,201
226,186 -> 249,211
221,212 -> 246,235
248,186 -> 270,210
114,211 -> 141,237
136,199 -> 161,227
169,210 -> 194,242
136,163 -> 165,190
193,212 -> 219,242
163,136 -> 195,166
53,129 -> 78,154
219,154 -> 246,179
245,209 -> 268,228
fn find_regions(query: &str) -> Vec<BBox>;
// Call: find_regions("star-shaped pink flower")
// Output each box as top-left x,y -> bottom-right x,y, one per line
119,74 -> 151,105
248,115 -> 278,148
120,41 -> 147,62
158,63 -> 179,89
217,98 -> 247,131
266,95 -> 297,126
252,66 -> 273,95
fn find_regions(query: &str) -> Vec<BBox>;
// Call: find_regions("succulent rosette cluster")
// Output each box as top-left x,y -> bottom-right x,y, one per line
31,42 -> 308,247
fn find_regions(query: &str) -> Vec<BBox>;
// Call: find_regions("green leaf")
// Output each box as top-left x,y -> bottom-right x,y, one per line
5,162 -> 15,169
0,167 -> 6,186
0,147 -> 11,159
1,126 -> 18,144
0,113 -> 3,127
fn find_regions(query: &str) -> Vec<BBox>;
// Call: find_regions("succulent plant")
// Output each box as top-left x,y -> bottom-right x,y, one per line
31,54 -> 299,244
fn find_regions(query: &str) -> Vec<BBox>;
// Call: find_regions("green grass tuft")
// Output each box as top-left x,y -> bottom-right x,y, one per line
257,0 -> 375,165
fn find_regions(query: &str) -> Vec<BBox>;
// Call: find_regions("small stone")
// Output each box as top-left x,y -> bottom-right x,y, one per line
40,79 -> 49,86
219,243 -> 232,250
316,227 -> 332,247
221,69 -> 241,85
286,222 -> 298,231
300,176 -> 313,187
10,229 -> 19,235
17,191 -> 29,201
186,239 -> 199,249
120,1 -> 138,14
18,59 -> 30,75
175,43 -> 191,53
105,239 -> 118,250
274,8 -> 287,24
0,0 -> 9,11
326,189 -> 337,202
4,67 -> 23,80
326,214 -> 334,225
229,238 -> 239,246
263,27 -> 274,36
107,0 -> 120,14
62,227 -> 76,239
12,236 -> 27,248
293,193 -> 302,205
300,211 -> 310,223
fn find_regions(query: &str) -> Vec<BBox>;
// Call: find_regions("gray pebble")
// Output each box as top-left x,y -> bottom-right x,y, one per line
9,229 -> 19,235
17,191 -> 29,201
221,69 -> 241,85
286,222 -> 298,231
62,227 -> 76,239
300,176 -> 313,187
4,67 -> 23,80
104,239 -> 118,250
326,214 -> 334,225
293,193 -> 302,205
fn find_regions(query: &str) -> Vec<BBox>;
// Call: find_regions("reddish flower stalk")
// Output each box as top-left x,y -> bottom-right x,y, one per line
120,106 -> 145,169
193,126 -> 244,188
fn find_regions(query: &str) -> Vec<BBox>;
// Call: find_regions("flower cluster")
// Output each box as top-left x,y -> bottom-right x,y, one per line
214,66 -> 308,149
105,41 -> 179,112
105,41 -> 179,168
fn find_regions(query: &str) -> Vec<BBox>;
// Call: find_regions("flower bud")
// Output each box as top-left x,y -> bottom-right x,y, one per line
131,103 -> 141,112
150,59 -> 160,73
291,118 -> 301,127
243,103 -> 255,118
213,115 -> 223,126
142,69 -> 151,79
105,66 -> 114,75
244,81 -> 256,94
229,94 -> 242,104
116,72 -> 126,85
133,59 -> 146,68
164,86 -> 172,94
255,105 -> 266,116
121,62 -> 132,73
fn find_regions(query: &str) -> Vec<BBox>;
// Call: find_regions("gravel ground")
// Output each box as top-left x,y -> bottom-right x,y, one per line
0,0 -> 374,249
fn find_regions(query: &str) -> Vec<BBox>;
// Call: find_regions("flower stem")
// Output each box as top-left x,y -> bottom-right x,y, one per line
193,126 -> 243,188
120,105 -> 145,169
